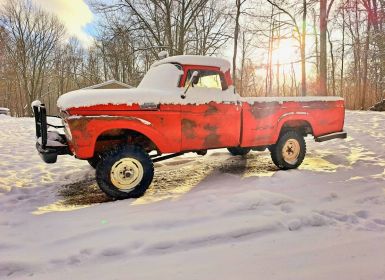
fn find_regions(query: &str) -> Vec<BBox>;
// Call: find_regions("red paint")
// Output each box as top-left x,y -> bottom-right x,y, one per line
180,102 -> 241,151
62,63 -> 345,159
241,100 -> 345,147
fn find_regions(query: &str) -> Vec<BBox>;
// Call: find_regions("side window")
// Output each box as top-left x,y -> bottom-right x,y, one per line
186,70 -> 227,90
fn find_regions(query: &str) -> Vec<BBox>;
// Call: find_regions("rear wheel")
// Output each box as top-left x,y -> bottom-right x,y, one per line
270,130 -> 306,170
96,145 -> 154,199
227,147 -> 251,156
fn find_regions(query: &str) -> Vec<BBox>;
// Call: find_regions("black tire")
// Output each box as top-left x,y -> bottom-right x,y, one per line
270,130 -> 306,170
87,156 -> 100,169
96,145 -> 154,199
227,147 -> 251,156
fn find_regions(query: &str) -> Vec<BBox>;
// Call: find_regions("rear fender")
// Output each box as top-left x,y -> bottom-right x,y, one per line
273,113 -> 316,143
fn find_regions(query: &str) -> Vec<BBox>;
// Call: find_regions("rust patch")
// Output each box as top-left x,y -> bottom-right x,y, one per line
205,103 -> 219,116
68,118 -> 93,140
182,119 -> 197,139
249,103 -> 279,119
203,124 -> 220,147
68,118 -> 90,131
204,124 -> 217,132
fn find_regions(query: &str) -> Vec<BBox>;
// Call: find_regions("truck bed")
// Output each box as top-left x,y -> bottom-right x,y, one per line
240,96 -> 345,148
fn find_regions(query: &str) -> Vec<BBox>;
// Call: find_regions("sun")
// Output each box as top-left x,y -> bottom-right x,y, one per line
272,39 -> 299,65
270,38 -> 307,79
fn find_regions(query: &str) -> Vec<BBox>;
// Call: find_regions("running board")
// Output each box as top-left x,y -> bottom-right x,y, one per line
152,153 -> 185,163
315,131 -> 347,142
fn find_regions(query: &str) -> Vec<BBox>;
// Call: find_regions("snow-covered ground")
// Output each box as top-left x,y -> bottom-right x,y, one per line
0,111 -> 384,280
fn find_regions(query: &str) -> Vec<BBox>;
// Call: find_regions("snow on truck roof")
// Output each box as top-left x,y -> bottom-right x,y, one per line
83,80 -> 133,89
151,55 -> 231,72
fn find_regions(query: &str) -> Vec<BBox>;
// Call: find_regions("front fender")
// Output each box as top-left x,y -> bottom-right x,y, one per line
67,116 -> 175,158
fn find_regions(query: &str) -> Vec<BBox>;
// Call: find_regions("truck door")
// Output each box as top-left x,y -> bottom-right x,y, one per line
180,67 -> 241,151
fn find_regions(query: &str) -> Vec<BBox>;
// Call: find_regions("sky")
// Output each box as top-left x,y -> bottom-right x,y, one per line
31,0 -> 95,47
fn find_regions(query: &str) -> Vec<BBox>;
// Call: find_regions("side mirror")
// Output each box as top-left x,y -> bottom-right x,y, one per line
181,71 -> 199,99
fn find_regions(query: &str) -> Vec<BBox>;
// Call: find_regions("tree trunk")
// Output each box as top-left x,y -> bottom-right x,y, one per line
320,0 -> 328,96
232,0 -> 243,83
362,16 -> 371,109
276,18 -> 281,96
313,8 -> 320,90
301,0 -> 307,96
340,4 -> 345,97
327,29 -> 336,96
266,5 -> 274,97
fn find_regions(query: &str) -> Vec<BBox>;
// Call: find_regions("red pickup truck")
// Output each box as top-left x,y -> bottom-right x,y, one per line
33,55 -> 346,199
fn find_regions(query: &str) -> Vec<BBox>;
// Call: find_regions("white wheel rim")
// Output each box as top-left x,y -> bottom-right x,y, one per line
282,139 -> 300,165
110,158 -> 144,192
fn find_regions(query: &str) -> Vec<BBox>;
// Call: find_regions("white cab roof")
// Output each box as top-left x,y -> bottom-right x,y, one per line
151,55 -> 231,72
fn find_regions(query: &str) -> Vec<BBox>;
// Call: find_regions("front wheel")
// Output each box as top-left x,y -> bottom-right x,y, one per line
270,131 -> 306,170
96,146 -> 154,199
87,156 -> 101,169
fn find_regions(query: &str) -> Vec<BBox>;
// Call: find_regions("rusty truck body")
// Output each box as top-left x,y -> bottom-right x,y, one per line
33,55 -> 347,199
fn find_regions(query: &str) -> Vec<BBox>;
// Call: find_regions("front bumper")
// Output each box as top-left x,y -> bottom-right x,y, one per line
33,103 -> 71,164
35,132 -> 71,163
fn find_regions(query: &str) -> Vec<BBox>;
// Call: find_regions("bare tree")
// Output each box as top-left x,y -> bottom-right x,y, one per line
266,0 -> 309,96
94,0 -> 228,57
1,0 -> 385,115
194,0 -> 232,55
0,0 -> 65,116
319,0 -> 327,96
233,0 -> 247,82
319,0 -> 335,96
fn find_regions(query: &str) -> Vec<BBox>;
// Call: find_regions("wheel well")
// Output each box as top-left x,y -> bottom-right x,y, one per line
280,120 -> 313,136
93,129 -> 158,157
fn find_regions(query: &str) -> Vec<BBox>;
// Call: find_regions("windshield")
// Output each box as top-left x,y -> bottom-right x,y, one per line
138,63 -> 183,90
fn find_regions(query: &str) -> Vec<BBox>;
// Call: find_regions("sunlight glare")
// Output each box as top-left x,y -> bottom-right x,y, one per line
270,38 -> 303,78
273,39 -> 299,65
